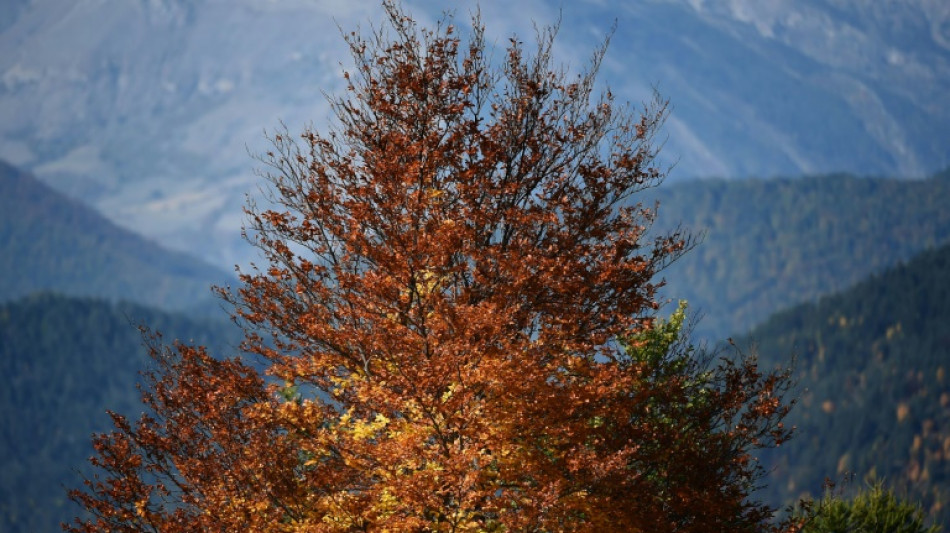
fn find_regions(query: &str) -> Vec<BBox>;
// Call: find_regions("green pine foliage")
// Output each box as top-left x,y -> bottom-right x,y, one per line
648,169 -> 950,340
745,242 -> 950,524
795,483 -> 941,533
0,292 -> 240,533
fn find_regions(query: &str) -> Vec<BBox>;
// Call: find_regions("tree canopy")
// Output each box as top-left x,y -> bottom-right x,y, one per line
68,3 -> 795,531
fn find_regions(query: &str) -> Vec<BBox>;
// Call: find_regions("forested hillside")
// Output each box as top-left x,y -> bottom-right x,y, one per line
0,160 -> 231,311
745,243 -> 950,524
0,293 -> 241,533
648,169 -> 950,340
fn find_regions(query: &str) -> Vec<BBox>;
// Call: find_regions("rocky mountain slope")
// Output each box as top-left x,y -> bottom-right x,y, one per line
1,0 -> 946,267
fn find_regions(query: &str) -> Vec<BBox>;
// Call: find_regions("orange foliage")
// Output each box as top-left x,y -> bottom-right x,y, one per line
68,3 -> 795,531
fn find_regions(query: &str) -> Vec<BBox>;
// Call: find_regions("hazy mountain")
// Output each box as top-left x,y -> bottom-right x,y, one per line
647,168 -> 950,341
614,0 -> 950,178
0,0 -> 946,268
0,292 -> 241,533
0,160 -> 232,311
745,242 -> 950,525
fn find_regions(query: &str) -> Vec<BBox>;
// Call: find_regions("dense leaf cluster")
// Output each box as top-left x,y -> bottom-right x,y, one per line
794,483 -> 941,533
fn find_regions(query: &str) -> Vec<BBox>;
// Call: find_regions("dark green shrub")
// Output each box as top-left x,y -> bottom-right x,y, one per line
796,483 -> 940,533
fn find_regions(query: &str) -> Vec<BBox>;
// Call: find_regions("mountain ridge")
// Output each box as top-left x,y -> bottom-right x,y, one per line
0,159 -> 232,311
1,0 -> 946,268
649,168 -> 950,341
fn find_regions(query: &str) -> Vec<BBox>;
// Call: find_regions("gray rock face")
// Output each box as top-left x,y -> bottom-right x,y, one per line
1,0 -> 947,268
656,0 -> 950,177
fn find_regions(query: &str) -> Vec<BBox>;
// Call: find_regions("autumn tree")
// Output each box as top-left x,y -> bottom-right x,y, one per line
68,3 -> 794,531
